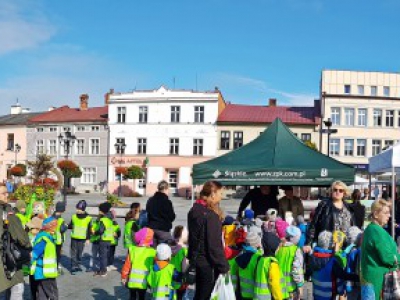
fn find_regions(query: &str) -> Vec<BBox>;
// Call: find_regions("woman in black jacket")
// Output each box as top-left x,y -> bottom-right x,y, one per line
304,181 -> 355,253
188,181 -> 229,300
350,189 -> 366,229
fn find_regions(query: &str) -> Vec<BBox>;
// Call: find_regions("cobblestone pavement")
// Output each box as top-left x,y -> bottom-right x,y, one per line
22,194 -> 313,299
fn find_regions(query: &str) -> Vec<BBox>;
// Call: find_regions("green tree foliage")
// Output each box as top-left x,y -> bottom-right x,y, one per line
27,154 -> 54,181
125,165 -> 144,180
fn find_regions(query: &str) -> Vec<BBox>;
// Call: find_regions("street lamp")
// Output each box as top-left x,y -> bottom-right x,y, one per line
14,143 -> 21,164
323,118 -> 338,157
58,129 -> 77,202
114,141 -> 126,197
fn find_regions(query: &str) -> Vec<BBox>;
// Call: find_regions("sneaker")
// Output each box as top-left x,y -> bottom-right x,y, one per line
93,271 -> 100,277
99,271 -> 108,277
77,267 -> 83,272
70,269 -> 76,275
107,265 -> 118,271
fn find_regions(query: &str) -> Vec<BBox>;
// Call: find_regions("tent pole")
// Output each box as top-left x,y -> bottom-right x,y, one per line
191,185 -> 195,207
392,165 -> 396,239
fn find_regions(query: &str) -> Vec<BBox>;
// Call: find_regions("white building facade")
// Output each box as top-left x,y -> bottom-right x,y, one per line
108,86 -> 225,196
321,70 -> 400,173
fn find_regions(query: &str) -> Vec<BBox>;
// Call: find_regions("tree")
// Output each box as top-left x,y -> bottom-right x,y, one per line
304,140 -> 318,151
125,165 -> 144,180
27,154 -> 54,181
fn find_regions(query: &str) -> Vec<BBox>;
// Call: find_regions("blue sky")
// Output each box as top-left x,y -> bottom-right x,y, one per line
0,0 -> 399,114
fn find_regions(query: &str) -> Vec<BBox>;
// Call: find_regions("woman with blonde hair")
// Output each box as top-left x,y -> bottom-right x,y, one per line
304,181 -> 355,253
361,199 -> 400,299
187,181 -> 229,300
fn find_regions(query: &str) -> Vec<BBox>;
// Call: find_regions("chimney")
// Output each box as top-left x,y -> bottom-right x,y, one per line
269,98 -> 277,107
80,94 -> 89,110
104,88 -> 114,105
10,101 -> 22,115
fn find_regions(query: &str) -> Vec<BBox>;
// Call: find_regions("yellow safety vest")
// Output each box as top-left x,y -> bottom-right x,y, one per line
276,245 -> 298,298
30,235 -> 58,279
71,214 -> 92,240
254,256 -> 286,300
232,251 -> 262,299
127,245 -> 156,289
100,217 -> 114,242
147,264 -> 176,300
55,217 -> 65,245
111,223 -> 120,246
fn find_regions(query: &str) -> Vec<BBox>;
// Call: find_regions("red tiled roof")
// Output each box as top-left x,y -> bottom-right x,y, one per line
218,104 -> 319,125
28,106 -> 108,123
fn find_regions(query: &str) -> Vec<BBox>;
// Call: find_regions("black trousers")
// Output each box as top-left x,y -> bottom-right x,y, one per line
30,278 -> 58,300
70,239 -> 85,269
194,263 -> 217,300
108,245 -> 116,266
99,241 -> 110,272
129,288 -> 146,300
56,244 -> 62,267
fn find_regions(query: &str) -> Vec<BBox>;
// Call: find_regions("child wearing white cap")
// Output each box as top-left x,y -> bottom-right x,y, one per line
147,243 -> 179,300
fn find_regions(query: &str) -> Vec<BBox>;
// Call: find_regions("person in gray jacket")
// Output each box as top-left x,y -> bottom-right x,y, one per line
0,184 -> 31,299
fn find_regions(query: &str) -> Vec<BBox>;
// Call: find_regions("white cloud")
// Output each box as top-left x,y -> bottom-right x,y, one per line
0,1 -> 56,55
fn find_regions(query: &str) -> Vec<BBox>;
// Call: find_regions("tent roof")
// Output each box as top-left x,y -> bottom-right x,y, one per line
192,118 -> 354,185
369,141 -> 400,173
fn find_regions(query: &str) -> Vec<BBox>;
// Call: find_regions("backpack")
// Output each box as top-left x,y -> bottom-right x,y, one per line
1,211 -> 31,279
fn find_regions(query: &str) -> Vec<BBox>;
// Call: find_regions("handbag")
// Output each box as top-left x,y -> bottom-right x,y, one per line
183,211 -> 209,285
210,274 -> 236,300
383,256 -> 400,300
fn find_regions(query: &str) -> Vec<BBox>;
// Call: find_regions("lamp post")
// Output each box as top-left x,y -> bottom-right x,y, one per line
14,143 -> 21,164
58,129 -> 76,202
323,118 -> 337,157
114,141 -> 126,197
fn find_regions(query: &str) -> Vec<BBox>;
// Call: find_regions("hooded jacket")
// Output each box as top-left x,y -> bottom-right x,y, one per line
146,192 -> 176,231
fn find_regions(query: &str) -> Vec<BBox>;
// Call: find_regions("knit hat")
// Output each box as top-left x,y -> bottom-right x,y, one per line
275,218 -> 289,239
244,209 -> 255,220
42,217 -> 57,232
55,201 -> 66,213
318,231 -> 333,249
266,208 -> 278,221
33,202 -> 45,215
156,243 -> 172,261
346,226 -> 362,245
135,228 -> 154,247
76,200 -> 87,211
16,200 -> 26,211
223,215 -> 235,226
262,231 -> 281,256
285,225 -> 301,245
246,231 -> 261,249
99,202 -> 111,214
26,217 -> 43,230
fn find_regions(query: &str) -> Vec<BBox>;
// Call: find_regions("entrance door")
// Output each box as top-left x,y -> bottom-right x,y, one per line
168,171 -> 178,195
135,179 -> 145,196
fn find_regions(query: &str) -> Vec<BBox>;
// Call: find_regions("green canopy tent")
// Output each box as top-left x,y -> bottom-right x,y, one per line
192,118 -> 355,186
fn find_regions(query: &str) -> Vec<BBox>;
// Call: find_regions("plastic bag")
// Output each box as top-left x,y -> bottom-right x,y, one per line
210,274 -> 236,300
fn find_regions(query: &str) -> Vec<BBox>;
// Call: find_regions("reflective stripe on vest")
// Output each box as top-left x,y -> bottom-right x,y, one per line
127,246 -> 156,289
312,254 -> 335,300
237,252 -> 261,299
30,235 -> 58,279
147,264 -> 176,300
55,217 -> 65,245
276,245 -> 298,298
100,217 -> 114,242
71,215 -> 92,239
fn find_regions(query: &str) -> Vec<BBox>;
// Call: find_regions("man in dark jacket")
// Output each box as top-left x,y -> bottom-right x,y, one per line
237,186 -> 279,218
0,184 -> 31,298
146,180 -> 176,246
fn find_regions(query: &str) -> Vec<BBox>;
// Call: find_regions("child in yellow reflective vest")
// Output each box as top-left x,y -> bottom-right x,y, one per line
30,217 -> 59,300
53,201 -> 67,274
124,202 -> 141,248
276,225 -> 304,300
24,217 -> 44,276
170,225 -> 189,300
121,227 -> 156,300
68,200 -> 92,274
89,215 -> 101,272
15,200 -> 29,229
108,209 -> 121,271
147,243 -> 179,300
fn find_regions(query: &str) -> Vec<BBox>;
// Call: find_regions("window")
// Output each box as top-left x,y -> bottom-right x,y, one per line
344,108 -> 355,126
168,171 -> 178,194
76,126 -> 85,131
331,107 -> 341,125
344,139 -> 354,156
82,167 -> 96,184
137,138 -> 147,154
194,106 -> 204,123
386,110 -> 394,127
117,107 -> 126,123
373,109 -> 382,126
170,138 -> 179,155
48,140 -> 57,155
233,132 -> 243,149
372,140 -> 382,156
358,85 -> 364,95
371,86 -> 377,96
385,140 -> 394,149
91,126 -> 100,131
90,139 -> 100,155
36,140 -> 44,154
357,108 -> 367,126
384,86 -> 390,97
301,133 -> 311,142
49,127 -> 57,132
76,139 -> 85,155
7,134 -> 14,150
63,127 -> 71,132
344,85 -> 351,94
116,138 -> 125,154
139,106 -> 148,123
171,106 -> 180,123
356,139 -> 366,156
193,139 -> 203,155
36,127 -> 44,132
220,131 -> 230,150
329,139 -> 340,156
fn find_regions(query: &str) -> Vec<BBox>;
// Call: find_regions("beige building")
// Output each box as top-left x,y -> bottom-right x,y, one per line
321,70 -> 400,172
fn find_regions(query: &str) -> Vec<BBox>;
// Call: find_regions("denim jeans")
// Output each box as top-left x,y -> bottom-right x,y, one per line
99,241 -> 110,272
0,282 -> 24,300
91,242 -> 100,271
